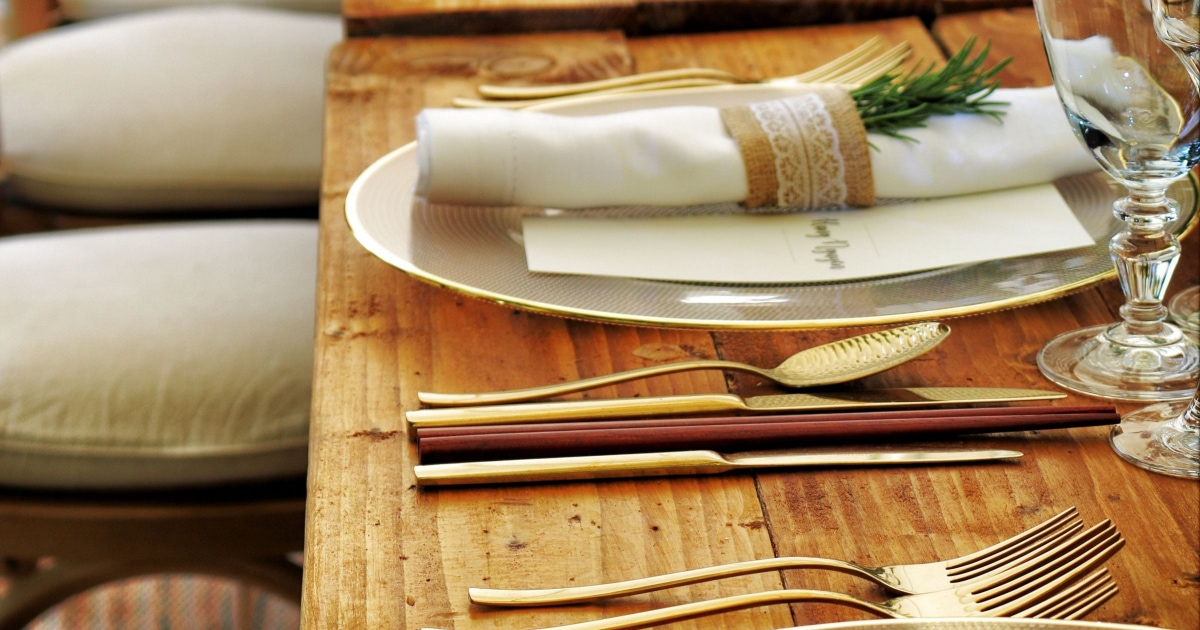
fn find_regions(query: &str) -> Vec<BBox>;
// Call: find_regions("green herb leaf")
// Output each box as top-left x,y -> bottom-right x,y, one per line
851,37 -> 1012,143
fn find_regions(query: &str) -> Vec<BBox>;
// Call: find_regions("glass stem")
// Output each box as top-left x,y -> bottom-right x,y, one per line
1162,392 -> 1200,456
1110,187 -> 1181,338
1181,394 -> 1200,431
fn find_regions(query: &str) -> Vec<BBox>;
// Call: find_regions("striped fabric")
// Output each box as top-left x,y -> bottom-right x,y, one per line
1,574 -> 299,629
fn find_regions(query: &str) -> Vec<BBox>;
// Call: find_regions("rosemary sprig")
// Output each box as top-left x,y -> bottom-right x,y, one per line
851,37 -> 1013,142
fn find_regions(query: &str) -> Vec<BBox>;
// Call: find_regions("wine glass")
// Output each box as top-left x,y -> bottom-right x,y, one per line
1114,281 -> 1200,478
1153,0 -> 1200,85
1156,0 -> 1200,347
1032,0 -> 1200,400
1114,284 -> 1200,478
1110,386 -> 1200,477
1168,284 -> 1200,339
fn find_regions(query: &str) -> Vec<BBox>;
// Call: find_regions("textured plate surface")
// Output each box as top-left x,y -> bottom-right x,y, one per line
346,86 -> 1198,329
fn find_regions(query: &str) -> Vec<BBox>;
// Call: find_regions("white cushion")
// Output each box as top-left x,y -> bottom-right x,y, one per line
59,0 -> 341,21
0,221 -> 317,489
0,7 -> 343,212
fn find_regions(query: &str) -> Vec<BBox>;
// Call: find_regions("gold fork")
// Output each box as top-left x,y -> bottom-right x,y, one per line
470,520 -> 1123,630
497,569 -> 1120,630
471,507 -> 1083,604
452,37 -> 911,109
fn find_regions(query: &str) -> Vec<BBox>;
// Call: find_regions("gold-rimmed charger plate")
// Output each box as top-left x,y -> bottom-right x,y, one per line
345,85 -> 1198,330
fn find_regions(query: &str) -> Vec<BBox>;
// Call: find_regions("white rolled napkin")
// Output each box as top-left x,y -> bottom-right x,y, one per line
415,86 -> 1099,209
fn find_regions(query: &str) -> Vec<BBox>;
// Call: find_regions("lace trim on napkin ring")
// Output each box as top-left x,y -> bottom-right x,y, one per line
720,87 -> 874,209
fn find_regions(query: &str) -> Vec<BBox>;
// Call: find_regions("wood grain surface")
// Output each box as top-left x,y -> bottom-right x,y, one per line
342,0 -> 1036,37
307,10 -> 1199,629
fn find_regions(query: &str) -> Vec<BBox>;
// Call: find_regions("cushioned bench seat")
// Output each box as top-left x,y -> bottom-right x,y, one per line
0,6 -> 342,212
0,221 -> 317,489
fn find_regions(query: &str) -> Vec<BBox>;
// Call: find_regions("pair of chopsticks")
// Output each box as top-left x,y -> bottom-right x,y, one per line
415,404 -> 1120,465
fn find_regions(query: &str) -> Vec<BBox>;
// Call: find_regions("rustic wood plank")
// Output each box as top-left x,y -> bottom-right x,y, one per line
343,0 -> 1029,37
624,16 -> 938,77
933,7 -> 1052,87
939,0 -> 1032,16
631,0 -> 936,34
343,0 -> 636,38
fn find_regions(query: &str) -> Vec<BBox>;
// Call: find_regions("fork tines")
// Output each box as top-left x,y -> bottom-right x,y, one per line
966,519 -> 1125,615
946,507 -> 1084,584
1015,568 -> 1120,620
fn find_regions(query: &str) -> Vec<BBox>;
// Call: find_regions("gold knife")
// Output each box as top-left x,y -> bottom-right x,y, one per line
405,387 -> 1065,436
413,448 -> 1024,486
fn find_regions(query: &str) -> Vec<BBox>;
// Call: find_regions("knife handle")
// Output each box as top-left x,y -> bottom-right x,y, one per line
414,450 -> 733,486
412,449 -> 1022,486
404,393 -> 744,439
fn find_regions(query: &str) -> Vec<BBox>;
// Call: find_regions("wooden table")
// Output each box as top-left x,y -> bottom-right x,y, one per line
305,8 -> 1200,629
340,0 -> 1033,37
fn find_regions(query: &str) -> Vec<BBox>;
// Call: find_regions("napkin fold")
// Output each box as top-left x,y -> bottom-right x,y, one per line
415,86 -> 1099,210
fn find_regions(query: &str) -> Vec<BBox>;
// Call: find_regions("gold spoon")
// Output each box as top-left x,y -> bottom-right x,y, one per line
417,321 -> 950,407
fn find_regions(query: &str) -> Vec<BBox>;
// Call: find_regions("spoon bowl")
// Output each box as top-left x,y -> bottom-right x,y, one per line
418,321 -> 951,407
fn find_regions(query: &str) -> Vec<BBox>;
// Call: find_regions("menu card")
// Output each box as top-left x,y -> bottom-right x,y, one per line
522,184 -> 1095,284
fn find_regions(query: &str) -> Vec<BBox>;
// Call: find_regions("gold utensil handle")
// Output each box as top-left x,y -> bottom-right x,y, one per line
476,68 -> 746,99
452,97 -> 541,109
416,360 -> 761,407
470,556 -> 862,606
405,393 -> 744,435
412,450 -> 1021,486
414,451 -> 734,486
514,590 -> 895,630
453,78 -> 738,109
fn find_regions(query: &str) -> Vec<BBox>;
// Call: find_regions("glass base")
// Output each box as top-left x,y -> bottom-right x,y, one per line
1169,286 -> 1200,340
1110,400 -> 1200,479
1037,323 -> 1199,401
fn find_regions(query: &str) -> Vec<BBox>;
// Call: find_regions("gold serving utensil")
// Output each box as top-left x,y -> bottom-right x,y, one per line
458,521 -> 1123,629
417,321 -> 950,407
452,38 -> 912,109
469,507 -> 1082,601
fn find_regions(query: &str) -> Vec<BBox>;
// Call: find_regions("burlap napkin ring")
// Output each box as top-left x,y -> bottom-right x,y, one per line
720,87 -> 874,209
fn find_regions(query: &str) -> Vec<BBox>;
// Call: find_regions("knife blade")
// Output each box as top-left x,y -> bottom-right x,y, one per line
413,448 -> 1024,486
405,387 -> 1065,435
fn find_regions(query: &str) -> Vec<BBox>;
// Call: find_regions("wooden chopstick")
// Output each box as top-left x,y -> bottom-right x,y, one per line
416,404 -> 1118,464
